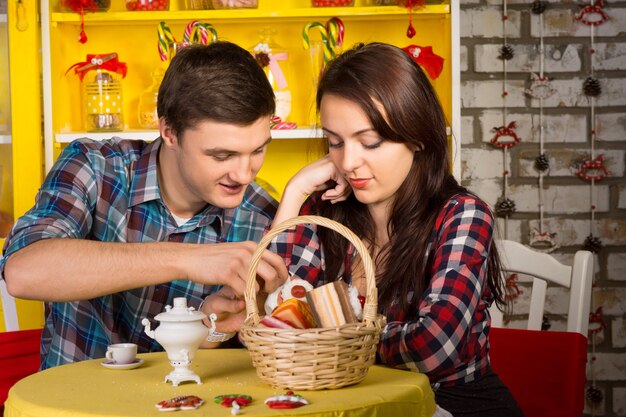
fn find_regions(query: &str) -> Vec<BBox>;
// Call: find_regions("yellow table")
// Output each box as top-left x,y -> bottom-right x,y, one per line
5,349 -> 436,417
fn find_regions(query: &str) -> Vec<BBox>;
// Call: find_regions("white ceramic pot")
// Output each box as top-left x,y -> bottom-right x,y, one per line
142,297 -> 209,386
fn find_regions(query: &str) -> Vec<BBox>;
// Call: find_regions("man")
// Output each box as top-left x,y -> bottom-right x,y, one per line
0,42 -> 287,369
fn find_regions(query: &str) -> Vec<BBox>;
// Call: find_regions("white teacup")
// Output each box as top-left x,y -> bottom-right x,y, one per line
105,343 -> 137,364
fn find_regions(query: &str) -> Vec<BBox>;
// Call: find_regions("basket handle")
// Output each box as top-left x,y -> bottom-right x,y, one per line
244,215 -> 378,326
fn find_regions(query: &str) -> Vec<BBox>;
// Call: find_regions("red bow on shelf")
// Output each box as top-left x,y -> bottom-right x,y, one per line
401,45 -> 444,79
66,53 -> 128,81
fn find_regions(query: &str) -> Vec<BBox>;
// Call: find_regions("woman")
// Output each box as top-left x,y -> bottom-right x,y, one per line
273,43 -> 523,416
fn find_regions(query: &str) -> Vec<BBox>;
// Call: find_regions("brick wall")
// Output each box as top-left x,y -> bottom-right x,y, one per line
459,1 -> 626,415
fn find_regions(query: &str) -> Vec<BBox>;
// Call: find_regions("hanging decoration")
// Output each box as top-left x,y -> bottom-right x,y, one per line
504,273 -> 522,301
394,0 -> 426,39
401,45 -> 445,79
492,0 -> 520,237
576,154 -> 609,182
586,307 -> 607,405
63,0 -> 111,44
576,0 -> 609,255
525,1 -> 559,253
574,0 -> 609,26
575,4 -> 609,413
490,122 -> 522,148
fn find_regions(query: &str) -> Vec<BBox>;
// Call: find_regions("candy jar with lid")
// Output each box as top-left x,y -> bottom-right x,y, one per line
251,28 -> 292,122
83,70 -> 124,132
61,0 -> 111,12
138,68 -> 164,129
142,297 -> 209,386
126,0 -> 169,10
67,53 -> 128,132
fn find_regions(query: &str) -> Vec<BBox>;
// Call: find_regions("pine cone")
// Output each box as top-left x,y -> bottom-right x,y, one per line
535,153 -> 550,172
583,234 -> 603,253
495,197 -> 516,217
499,44 -> 515,60
583,76 -> 602,97
586,386 -> 603,404
531,0 -> 547,14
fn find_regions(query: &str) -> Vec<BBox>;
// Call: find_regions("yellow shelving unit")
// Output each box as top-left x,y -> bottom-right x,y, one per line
42,0 -> 458,195
2,0 -> 458,329
1,0 -> 45,331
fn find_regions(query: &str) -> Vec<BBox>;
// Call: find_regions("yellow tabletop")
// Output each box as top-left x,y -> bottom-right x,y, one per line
5,349 -> 436,417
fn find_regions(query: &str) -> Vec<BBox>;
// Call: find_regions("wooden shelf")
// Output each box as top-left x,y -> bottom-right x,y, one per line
50,5 -> 450,24
54,127 -> 453,143
55,128 -> 323,143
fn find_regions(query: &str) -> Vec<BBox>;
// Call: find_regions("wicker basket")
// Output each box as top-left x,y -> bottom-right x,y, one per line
240,215 -> 385,390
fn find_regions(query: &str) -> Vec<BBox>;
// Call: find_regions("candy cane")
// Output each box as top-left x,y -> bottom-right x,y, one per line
325,17 -> 344,48
197,22 -> 218,44
183,21 -> 218,45
302,22 -> 333,62
183,20 -> 198,44
157,22 -> 176,62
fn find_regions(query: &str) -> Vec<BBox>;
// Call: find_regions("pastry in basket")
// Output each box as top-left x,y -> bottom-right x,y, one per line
268,298 -> 316,329
264,276 -> 314,315
306,280 -> 359,327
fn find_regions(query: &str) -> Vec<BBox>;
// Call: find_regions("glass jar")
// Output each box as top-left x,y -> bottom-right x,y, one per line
211,0 -> 257,8
186,0 -> 213,9
82,70 -> 124,132
311,0 -> 354,6
61,0 -> 111,12
250,28 -> 292,121
138,68 -> 164,129
126,0 -> 169,11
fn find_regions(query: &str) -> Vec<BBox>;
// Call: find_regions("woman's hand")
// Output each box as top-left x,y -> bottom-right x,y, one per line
274,155 -> 351,226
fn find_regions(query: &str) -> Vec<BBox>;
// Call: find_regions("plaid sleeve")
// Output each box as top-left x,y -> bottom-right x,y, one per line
378,195 -> 493,383
269,196 -> 324,285
1,141 -> 99,274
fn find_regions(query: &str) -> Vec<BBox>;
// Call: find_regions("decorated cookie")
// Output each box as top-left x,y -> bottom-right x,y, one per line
214,394 -> 252,408
265,391 -> 309,409
155,395 -> 204,411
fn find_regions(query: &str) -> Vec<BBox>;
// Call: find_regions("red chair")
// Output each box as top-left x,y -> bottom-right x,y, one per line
1,280 -> 42,414
490,328 -> 587,417
0,329 -> 42,414
488,240 -> 593,417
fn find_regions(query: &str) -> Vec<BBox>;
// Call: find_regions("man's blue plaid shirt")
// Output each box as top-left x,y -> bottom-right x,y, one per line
1,138 -> 277,369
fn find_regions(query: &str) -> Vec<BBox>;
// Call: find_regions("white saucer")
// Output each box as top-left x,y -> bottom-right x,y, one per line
100,358 -> 144,370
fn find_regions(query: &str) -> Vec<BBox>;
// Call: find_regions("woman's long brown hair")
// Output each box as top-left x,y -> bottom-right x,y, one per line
313,43 -> 506,312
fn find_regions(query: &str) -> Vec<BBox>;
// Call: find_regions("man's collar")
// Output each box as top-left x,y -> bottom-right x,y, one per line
128,138 -> 226,229
128,138 -> 162,207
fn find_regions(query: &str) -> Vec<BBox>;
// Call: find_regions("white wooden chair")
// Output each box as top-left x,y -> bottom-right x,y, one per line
488,239 -> 594,417
489,239 -> 594,336
1,279 -> 19,331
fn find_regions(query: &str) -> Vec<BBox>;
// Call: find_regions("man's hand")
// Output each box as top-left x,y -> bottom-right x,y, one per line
185,241 -> 288,297
199,287 -> 245,348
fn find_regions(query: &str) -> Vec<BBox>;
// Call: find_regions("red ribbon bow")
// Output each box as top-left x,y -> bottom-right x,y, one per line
401,45 -> 445,79
66,53 -> 128,81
